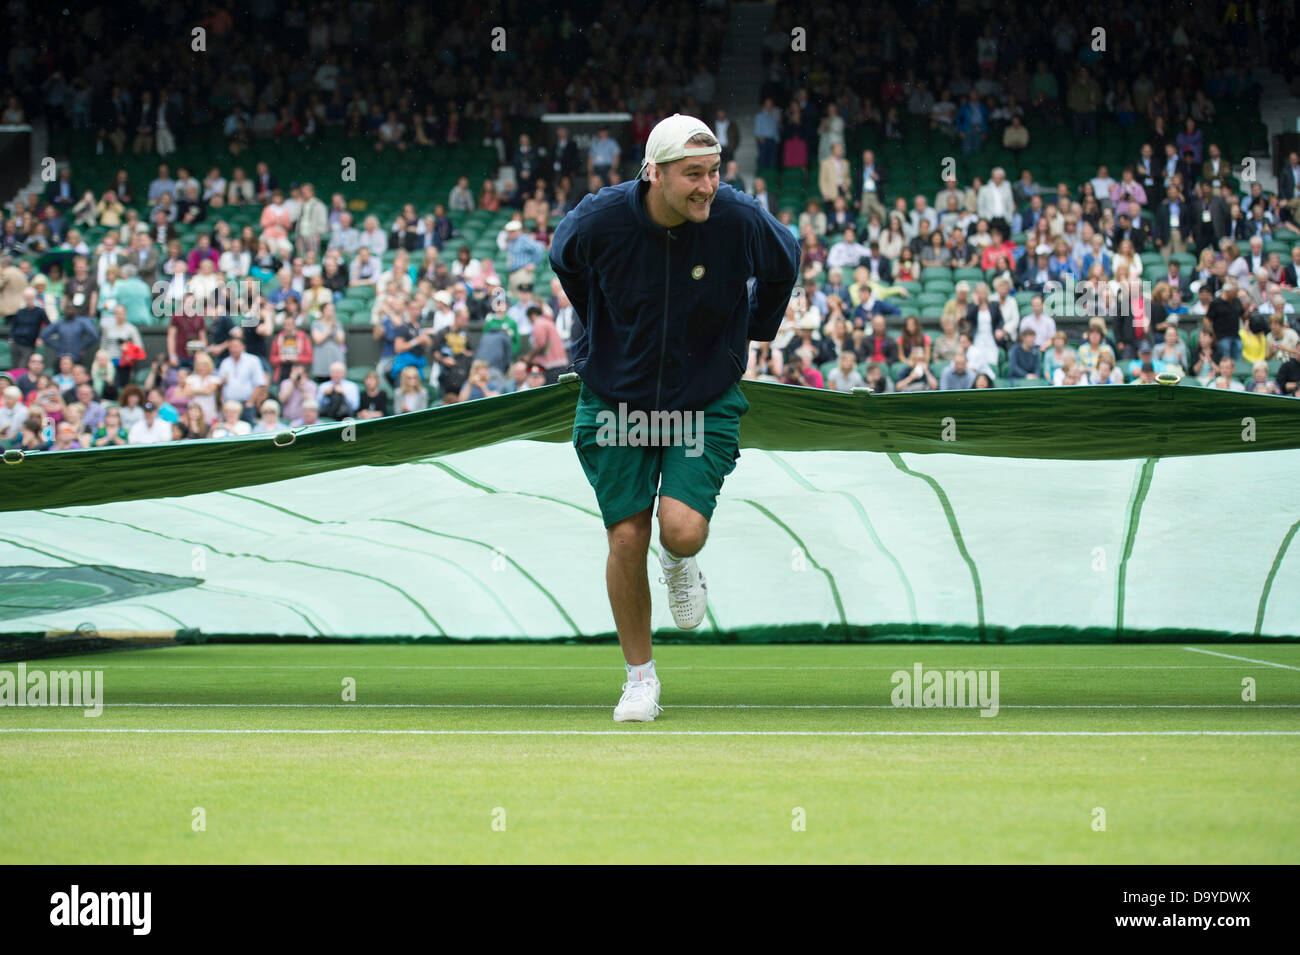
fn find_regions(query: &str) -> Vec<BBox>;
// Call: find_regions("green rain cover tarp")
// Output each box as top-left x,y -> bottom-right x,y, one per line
1,378 -> 1298,643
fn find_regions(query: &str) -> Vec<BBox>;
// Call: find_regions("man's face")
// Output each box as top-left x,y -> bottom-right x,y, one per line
954,354 -> 967,374
871,316 -> 886,337
653,153 -> 720,224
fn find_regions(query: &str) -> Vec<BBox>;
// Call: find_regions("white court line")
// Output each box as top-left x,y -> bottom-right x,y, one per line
1183,647 -> 1300,672
0,728 -> 1297,737
92,702 -> 1300,710
48,664 -> 1261,671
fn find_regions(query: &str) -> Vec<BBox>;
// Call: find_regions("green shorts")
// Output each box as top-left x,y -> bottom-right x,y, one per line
572,381 -> 751,527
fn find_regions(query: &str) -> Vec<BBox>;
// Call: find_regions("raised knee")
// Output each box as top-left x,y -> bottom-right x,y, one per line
659,514 -> 708,557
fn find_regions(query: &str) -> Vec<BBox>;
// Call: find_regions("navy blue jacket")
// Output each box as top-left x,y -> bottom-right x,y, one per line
549,179 -> 800,411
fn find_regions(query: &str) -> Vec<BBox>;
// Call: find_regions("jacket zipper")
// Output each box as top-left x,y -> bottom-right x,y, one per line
655,230 -> 672,408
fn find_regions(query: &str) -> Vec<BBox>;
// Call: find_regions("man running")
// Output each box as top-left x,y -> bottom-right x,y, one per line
549,114 -> 800,722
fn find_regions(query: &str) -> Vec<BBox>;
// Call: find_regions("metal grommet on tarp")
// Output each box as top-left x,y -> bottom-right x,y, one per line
1156,371 -> 1182,400
850,386 -> 873,396
2,448 -> 24,465
272,430 -> 297,447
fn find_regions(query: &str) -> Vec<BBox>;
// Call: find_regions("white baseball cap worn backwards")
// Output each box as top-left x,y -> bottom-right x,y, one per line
637,113 -> 721,181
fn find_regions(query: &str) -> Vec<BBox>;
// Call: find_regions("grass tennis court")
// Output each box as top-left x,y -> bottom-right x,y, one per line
2,642 -> 1297,864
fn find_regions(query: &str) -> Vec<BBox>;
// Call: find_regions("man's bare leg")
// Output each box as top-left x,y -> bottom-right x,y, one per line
657,495 -> 709,558
606,506 -> 653,665
607,497 -> 710,665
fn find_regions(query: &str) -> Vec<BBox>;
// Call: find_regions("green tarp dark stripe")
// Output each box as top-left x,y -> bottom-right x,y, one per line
3,378 -> 1298,513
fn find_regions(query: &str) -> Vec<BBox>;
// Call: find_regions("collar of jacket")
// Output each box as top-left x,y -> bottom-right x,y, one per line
627,178 -> 704,238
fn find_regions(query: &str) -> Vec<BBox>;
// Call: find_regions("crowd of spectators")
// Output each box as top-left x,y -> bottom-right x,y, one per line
5,0 -> 1300,456
1,0 -> 728,163
737,0 -> 1300,395
0,146 -> 593,452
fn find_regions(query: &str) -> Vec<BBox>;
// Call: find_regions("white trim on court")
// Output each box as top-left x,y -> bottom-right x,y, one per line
53,664 -> 1266,670
1,728 -> 1297,737
1182,647 -> 1300,672
91,702 -> 1300,709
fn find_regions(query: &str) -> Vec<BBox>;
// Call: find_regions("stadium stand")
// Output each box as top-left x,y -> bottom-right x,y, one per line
3,0 -> 1300,453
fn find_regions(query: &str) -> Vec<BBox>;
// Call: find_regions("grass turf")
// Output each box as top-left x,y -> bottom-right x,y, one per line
1,642 -> 1297,863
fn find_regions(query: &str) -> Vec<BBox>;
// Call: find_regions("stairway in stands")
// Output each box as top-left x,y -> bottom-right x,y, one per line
1255,69 -> 1300,192
715,1 -> 777,182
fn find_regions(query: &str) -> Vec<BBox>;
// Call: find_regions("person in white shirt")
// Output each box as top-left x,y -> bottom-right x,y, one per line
992,275 -> 1020,338
210,399 -> 254,437
94,232 -> 123,287
826,227 -> 869,271
316,362 -> 361,416
1089,165 -> 1117,203
128,401 -> 173,443
0,385 -> 29,442
202,167 -> 228,207
976,167 -> 1014,228
909,196 -> 938,236
358,215 -> 388,256
216,331 -> 268,419
1018,295 -> 1057,349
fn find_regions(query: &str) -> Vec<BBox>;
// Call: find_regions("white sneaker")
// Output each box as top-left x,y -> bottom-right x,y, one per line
613,678 -> 662,722
659,550 -> 708,630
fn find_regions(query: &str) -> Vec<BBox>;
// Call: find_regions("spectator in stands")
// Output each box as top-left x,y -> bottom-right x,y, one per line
127,398 -> 171,443
753,98 -> 781,170
1265,311 -> 1299,359
857,314 -> 899,367
217,330 -> 267,423
956,90 -> 988,155
499,360 -> 529,394
448,176 -> 474,213
1245,360 -> 1281,395
977,168 -> 1015,235
1007,327 -> 1042,380
1067,66 -> 1102,140
965,283 -> 1004,372
316,362 -> 359,418
209,398 -> 252,437
896,347 -> 937,392
395,365 -> 428,413
0,384 -> 29,446
781,103 -> 809,171
457,360 -> 499,402
588,127 -> 621,184
818,142 -> 851,204
824,349 -> 863,392
8,286 -> 47,371
1207,282 -> 1247,361
1206,356 -> 1244,391
248,400 -> 282,433
1176,118 -> 1204,165
504,221 -> 546,287
354,371 -> 388,419
1076,319 -> 1116,372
